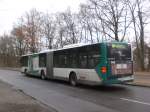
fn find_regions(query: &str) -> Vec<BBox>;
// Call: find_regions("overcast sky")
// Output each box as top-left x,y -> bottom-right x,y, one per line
0,0 -> 86,35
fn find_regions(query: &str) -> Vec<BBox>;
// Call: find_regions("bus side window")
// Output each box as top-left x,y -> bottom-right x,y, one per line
69,54 -> 78,68
88,55 -> 94,68
78,46 -> 88,68
67,48 -> 78,68
88,44 -> 100,68
39,54 -> 46,67
88,54 -> 100,68
54,52 -> 59,67
59,55 -> 67,68
79,54 -> 88,68
54,50 -> 68,68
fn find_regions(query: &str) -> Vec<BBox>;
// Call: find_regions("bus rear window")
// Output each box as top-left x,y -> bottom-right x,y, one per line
107,43 -> 131,61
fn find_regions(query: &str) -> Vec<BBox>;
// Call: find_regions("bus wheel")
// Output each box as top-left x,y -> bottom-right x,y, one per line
41,70 -> 46,80
69,73 -> 77,86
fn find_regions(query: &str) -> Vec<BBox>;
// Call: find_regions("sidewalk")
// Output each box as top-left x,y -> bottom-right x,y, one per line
0,80 -> 55,112
127,72 -> 150,87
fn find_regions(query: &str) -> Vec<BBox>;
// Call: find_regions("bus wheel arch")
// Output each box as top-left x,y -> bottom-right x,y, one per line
69,71 -> 78,86
41,70 -> 46,80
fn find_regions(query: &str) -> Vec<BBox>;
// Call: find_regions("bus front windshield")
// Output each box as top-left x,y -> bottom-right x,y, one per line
107,43 -> 131,61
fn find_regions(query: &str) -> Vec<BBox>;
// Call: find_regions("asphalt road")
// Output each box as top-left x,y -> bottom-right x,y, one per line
0,69 -> 150,112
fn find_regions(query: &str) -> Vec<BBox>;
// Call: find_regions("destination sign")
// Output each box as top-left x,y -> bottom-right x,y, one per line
112,44 -> 126,49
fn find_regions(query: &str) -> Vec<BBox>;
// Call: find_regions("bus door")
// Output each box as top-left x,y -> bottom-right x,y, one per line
28,56 -> 33,72
29,55 -> 39,75
32,56 -> 39,71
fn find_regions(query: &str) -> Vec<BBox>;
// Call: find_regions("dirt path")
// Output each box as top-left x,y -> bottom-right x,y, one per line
0,80 -> 56,112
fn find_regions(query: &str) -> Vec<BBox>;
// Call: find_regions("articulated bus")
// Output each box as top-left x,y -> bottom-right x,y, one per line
20,42 -> 134,86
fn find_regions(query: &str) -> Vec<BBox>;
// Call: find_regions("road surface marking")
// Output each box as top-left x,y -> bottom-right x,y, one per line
120,98 -> 150,106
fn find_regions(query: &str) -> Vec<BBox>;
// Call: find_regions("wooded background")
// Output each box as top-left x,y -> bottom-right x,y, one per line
0,0 -> 150,71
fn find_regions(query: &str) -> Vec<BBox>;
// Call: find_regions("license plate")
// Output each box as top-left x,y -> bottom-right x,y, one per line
116,64 -> 127,69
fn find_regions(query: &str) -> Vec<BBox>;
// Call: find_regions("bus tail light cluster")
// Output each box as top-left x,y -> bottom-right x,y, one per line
101,67 -> 107,74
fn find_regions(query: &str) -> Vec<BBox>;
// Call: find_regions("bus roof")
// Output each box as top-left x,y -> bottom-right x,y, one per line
21,43 -> 90,57
21,49 -> 54,57
21,41 -> 130,57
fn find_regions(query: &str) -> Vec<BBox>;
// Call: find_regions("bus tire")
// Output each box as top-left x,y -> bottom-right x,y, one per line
41,70 -> 46,80
69,72 -> 77,86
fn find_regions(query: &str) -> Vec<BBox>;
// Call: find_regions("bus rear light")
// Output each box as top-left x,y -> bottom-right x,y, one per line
101,67 -> 107,74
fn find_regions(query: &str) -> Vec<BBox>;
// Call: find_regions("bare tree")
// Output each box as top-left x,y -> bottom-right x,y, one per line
0,34 -> 17,67
88,0 -> 131,41
128,0 -> 150,71
55,13 -> 66,48
61,9 -> 78,44
11,18 -> 28,56
41,13 -> 56,49
23,8 -> 43,53
79,4 -> 94,43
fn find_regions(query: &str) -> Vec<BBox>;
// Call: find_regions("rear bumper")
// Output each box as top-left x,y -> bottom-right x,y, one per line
102,75 -> 134,85
117,75 -> 134,82
78,75 -> 134,86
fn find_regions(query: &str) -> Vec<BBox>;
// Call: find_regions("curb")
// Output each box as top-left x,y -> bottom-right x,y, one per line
124,83 -> 150,88
0,67 -> 20,72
